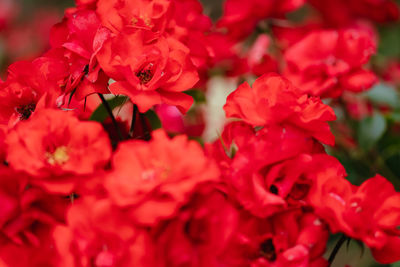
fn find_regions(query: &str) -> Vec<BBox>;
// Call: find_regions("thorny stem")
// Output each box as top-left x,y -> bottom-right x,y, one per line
97,93 -> 123,141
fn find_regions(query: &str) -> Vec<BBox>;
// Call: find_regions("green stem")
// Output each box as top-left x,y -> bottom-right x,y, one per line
328,235 -> 348,266
129,105 -> 138,138
97,94 -> 123,141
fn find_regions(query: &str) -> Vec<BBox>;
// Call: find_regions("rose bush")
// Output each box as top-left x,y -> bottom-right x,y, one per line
0,0 -> 400,266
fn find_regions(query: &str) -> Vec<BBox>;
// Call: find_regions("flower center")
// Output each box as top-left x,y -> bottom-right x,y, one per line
184,219 -> 208,244
269,185 -> 279,195
136,63 -> 154,84
146,159 -> 171,180
16,103 -> 36,120
46,146 -> 69,165
259,239 -> 277,262
289,183 -> 310,200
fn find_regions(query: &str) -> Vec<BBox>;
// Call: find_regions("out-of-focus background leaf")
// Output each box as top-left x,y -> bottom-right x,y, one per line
358,111 -> 387,150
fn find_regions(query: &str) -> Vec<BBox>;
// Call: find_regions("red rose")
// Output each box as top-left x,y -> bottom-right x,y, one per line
217,0 -> 305,40
309,174 -> 400,263
105,129 -> 219,225
309,0 -> 399,25
154,188 -> 240,267
284,27 -> 377,97
6,109 -> 112,193
96,0 -> 171,34
0,58 -> 67,127
97,28 -> 198,113
220,210 -> 329,267
224,73 -> 336,145
0,167 -> 67,249
49,9 -> 110,100
53,197 -> 155,267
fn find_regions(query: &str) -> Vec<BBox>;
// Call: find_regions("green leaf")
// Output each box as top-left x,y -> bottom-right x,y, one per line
89,95 -> 128,122
391,261 -> 400,267
144,109 -> 162,130
364,83 -> 400,109
378,23 -> 400,58
184,89 -> 206,103
285,5 -> 310,22
390,112 -> 400,123
358,112 -> 387,150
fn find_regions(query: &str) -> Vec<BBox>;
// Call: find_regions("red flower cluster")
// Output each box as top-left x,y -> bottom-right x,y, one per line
284,27 -> 377,98
218,0 -> 305,40
0,0 -> 399,266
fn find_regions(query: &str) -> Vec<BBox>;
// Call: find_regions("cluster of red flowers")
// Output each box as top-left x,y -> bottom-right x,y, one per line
0,0 -> 399,266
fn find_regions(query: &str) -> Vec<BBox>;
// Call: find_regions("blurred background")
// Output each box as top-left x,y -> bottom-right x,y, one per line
1,0 -> 400,267
0,0 -> 73,74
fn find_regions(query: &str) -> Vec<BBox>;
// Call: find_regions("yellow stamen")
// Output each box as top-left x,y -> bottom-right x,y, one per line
46,146 -> 69,165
